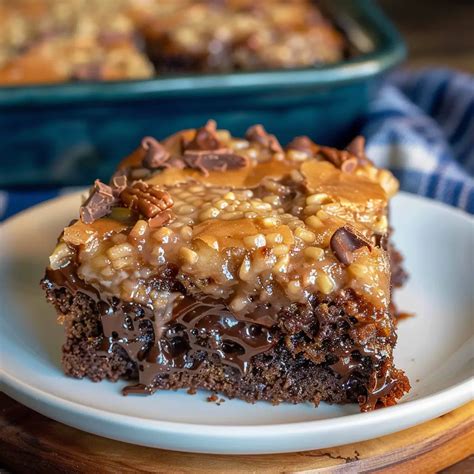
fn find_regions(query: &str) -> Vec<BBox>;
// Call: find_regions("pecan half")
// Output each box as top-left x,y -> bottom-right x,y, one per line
120,181 -> 173,219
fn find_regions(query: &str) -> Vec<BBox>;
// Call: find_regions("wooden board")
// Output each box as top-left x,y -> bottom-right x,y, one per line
0,394 -> 472,473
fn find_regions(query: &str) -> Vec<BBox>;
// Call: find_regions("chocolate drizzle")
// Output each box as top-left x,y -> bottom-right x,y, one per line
175,297 -> 275,371
44,262 -> 275,396
44,261 -> 100,302
43,262 -> 402,406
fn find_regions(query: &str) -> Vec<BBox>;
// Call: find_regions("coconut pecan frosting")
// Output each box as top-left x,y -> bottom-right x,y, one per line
42,121 -> 409,411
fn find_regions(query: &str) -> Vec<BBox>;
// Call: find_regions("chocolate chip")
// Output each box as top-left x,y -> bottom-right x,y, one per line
80,180 -> 116,224
183,150 -> 249,176
141,137 -> 170,169
183,119 -> 221,151
346,136 -> 370,165
286,136 -> 317,156
120,181 -> 174,219
330,226 -> 372,265
245,124 -> 282,153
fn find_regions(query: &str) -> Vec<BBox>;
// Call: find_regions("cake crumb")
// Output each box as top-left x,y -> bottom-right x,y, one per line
206,394 -> 226,405
207,393 -> 219,403
187,387 -> 197,395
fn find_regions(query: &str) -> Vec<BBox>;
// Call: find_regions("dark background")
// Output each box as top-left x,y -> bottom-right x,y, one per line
379,0 -> 474,72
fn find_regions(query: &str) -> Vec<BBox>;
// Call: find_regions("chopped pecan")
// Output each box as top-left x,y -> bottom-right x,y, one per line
245,124 -> 282,153
141,136 -> 170,168
120,181 -> 174,219
340,157 -> 358,173
148,210 -> 174,228
286,136 -> 318,156
183,119 -> 221,151
318,146 -> 358,173
346,135 -> 370,165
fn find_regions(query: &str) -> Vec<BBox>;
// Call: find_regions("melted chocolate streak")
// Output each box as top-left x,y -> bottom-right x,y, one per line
44,263 -> 275,395
44,263 -> 397,405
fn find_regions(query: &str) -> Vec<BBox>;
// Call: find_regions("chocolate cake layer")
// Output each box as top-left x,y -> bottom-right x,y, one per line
42,121 -> 410,411
42,253 -> 408,410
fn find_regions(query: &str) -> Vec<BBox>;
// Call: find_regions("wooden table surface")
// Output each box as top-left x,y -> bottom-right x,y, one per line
0,394 -> 473,473
2,1 -> 473,472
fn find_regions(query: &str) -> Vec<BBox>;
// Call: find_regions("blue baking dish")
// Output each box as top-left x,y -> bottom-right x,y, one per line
0,0 -> 405,187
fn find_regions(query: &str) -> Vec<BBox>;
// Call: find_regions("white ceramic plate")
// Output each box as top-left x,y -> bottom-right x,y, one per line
0,192 -> 473,454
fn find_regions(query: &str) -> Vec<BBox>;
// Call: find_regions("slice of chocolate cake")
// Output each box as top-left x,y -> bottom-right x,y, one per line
42,121 -> 410,411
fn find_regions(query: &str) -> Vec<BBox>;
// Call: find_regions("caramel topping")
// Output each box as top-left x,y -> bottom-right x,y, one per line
301,160 -> 387,203
52,123 -> 399,311
148,157 -> 295,189
63,218 -> 127,248
194,219 -> 294,250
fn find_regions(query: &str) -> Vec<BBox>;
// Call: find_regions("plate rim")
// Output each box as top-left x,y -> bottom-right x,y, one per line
1,368 -> 473,435
1,191 -> 473,452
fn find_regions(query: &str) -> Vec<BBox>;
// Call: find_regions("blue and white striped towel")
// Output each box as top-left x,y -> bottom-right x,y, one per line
363,68 -> 473,213
0,68 -> 473,221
